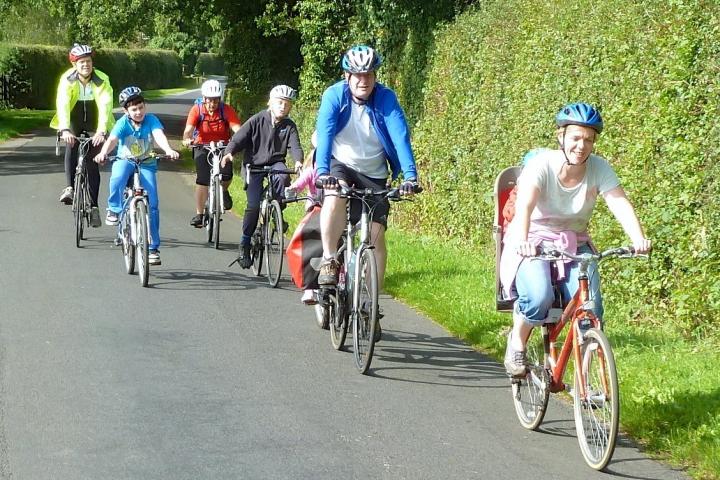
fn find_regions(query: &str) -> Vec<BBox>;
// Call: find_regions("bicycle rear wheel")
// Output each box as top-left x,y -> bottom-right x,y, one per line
328,290 -> 348,350
135,201 -> 150,287
352,247 -> 379,374
212,182 -> 221,249
511,327 -> 550,430
573,328 -> 619,470
205,195 -> 214,244
264,200 -> 284,288
250,229 -> 263,276
121,213 -> 135,274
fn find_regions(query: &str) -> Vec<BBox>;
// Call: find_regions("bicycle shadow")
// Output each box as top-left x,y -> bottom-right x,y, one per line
148,268 -> 259,291
367,329 -> 508,388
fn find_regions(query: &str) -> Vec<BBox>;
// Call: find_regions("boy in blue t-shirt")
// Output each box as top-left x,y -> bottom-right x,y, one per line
94,86 -> 179,266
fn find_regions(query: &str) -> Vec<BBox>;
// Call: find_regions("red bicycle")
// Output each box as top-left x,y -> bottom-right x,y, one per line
510,245 -> 646,470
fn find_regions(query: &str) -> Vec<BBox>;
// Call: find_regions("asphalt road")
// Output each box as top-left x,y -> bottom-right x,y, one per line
0,91 -> 688,479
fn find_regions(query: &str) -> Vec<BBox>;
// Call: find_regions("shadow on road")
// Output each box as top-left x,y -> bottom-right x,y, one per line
369,329 -> 508,387
0,144 -> 64,176
149,268 -> 260,291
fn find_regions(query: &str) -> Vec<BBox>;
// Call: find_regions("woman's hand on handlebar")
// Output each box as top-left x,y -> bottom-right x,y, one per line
221,153 -> 233,168
182,138 -> 193,148
515,240 -> 537,258
165,149 -> 180,161
632,237 -> 652,254
61,130 -> 76,147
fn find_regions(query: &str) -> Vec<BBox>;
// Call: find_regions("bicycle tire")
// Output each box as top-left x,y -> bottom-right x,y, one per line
511,327 -> 550,430
73,172 -> 85,247
352,247 -> 379,374
135,201 -> 150,287
315,302 -> 329,330
212,182 -> 221,249
250,228 -> 263,276
121,212 -> 135,274
328,290 -> 348,350
264,200 -> 284,288
573,327 -> 619,470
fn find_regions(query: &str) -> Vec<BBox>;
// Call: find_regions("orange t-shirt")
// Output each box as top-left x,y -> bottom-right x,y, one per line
186,103 -> 241,144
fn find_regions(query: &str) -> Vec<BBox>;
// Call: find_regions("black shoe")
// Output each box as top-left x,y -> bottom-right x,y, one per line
374,321 -> 382,343
282,220 -> 289,233
223,190 -> 233,210
238,244 -> 252,269
190,213 -> 204,228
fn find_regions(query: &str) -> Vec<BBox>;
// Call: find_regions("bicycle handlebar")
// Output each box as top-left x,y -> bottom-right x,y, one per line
534,245 -> 648,263
323,184 -> 423,201
191,141 -> 227,150
106,154 -> 173,164
245,165 -> 297,175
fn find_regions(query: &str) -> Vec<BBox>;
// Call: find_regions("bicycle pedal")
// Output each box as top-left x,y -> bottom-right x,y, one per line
114,238 -> 122,246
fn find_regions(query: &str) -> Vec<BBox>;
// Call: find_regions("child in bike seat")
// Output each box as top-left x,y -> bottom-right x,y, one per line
286,131 -> 321,304
94,86 -> 179,266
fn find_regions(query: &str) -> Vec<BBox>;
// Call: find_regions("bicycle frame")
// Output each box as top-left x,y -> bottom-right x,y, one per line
118,158 -> 150,246
533,248 -> 638,395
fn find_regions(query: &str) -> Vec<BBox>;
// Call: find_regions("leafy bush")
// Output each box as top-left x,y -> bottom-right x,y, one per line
409,0 -> 720,340
0,44 -> 182,109
195,53 -> 225,76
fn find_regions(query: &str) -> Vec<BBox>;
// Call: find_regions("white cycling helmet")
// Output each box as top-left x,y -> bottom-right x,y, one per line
269,85 -> 297,101
119,86 -> 143,108
341,45 -> 381,74
69,43 -> 94,62
201,79 -> 223,98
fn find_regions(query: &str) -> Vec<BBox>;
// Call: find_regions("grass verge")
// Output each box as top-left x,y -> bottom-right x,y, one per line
0,109 -> 54,142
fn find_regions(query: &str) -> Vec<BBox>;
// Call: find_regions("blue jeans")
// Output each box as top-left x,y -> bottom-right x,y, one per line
108,160 -> 161,250
514,243 -> 603,325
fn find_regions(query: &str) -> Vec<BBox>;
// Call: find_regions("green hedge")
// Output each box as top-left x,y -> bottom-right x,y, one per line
0,44 -> 182,109
195,53 -> 225,76
407,0 -> 720,340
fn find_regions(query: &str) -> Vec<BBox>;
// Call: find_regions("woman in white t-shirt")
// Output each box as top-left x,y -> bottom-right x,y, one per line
501,103 -> 652,377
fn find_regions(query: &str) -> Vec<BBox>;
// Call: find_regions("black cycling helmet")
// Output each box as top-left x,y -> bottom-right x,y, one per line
555,102 -> 604,133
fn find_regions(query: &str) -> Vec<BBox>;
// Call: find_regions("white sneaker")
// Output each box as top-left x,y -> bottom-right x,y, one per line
148,249 -> 161,266
59,186 -> 73,205
504,333 -> 528,377
105,211 -> 119,226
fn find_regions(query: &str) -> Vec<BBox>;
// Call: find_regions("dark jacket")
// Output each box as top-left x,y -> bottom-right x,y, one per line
226,110 -> 303,166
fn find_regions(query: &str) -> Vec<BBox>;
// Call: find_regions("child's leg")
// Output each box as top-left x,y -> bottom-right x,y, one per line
140,166 -> 160,250
107,160 -> 135,213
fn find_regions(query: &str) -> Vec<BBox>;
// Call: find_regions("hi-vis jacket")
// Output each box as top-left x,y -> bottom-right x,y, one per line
50,68 -> 115,133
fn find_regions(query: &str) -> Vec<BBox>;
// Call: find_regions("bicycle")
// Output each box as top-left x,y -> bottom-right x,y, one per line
509,245 -> 647,470
57,131 -> 95,248
317,185 -> 419,374
231,165 -> 296,288
193,141 -> 227,249
110,153 -> 169,287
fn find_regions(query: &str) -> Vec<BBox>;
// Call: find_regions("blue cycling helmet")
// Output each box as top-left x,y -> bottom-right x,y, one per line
555,103 -> 603,134
341,45 -> 382,74
119,86 -> 143,108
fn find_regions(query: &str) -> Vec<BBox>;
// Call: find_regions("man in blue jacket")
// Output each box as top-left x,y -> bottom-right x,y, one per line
315,45 -> 420,337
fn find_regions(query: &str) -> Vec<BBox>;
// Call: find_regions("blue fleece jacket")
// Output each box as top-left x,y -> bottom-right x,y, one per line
315,80 -> 417,181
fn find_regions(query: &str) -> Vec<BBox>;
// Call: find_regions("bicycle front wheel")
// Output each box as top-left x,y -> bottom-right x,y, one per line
352,247 -> 379,374
73,173 -> 85,247
264,200 -> 284,288
511,327 -> 550,430
135,201 -> 150,287
573,328 -> 619,470
212,182 -> 221,249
